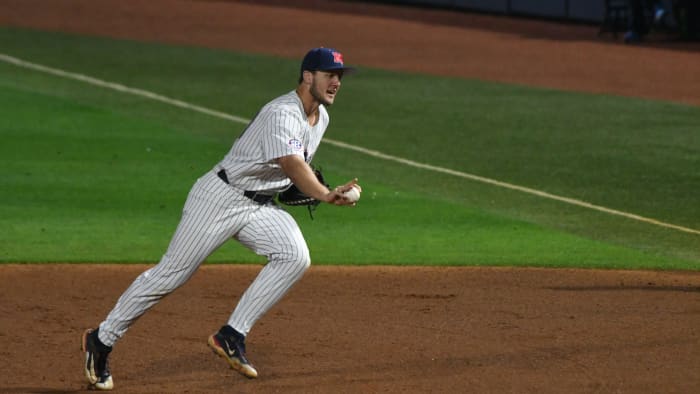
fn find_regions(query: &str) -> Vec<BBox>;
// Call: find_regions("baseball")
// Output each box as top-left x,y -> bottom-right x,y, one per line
343,186 -> 361,203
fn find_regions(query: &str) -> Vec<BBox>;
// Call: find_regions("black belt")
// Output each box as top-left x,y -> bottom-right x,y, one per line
217,169 -> 274,204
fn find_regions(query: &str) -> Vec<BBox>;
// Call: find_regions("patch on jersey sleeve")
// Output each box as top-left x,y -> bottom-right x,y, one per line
288,138 -> 304,151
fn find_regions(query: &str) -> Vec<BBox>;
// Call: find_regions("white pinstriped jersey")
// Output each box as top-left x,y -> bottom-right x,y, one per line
215,90 -> 329,193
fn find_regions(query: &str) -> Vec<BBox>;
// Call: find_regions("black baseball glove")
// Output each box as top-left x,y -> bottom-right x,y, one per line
277,167 -> 329,218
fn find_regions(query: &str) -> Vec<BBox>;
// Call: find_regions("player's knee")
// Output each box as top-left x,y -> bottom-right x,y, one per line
280,245 -> 311,275
293,247 -> 311,272
299,252 -> 311,271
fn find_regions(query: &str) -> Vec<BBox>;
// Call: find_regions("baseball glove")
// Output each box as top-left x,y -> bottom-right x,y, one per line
278,166 -> 329,218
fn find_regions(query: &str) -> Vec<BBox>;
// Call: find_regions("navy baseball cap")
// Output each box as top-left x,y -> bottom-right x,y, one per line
300,47 -> 356,75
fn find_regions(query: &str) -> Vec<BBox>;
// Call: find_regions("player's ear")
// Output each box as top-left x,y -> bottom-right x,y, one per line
302,70 -> 314,85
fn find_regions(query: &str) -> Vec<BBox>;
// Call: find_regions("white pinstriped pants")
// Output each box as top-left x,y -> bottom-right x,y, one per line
98,170 -> 310,346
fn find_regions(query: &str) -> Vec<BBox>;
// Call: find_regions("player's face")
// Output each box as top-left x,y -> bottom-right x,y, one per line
310,70 -> 343,106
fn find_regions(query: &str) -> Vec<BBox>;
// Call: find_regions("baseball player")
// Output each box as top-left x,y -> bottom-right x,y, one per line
81,47 -> 360,390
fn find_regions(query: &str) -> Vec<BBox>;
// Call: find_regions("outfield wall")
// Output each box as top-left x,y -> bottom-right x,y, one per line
352,0 -> 673,23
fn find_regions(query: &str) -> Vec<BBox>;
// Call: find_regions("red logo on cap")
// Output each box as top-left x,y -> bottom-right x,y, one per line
332,51 -> 344,65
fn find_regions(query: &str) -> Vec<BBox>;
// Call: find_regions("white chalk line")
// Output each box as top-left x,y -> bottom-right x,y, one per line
2,53 -> 697,236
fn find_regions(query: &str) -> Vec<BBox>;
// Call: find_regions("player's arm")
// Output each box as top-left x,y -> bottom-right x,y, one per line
277,154 -> 357,205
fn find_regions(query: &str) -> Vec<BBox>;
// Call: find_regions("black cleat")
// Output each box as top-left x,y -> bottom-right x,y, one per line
207,325 -> 258,379
81,328 -> 114,390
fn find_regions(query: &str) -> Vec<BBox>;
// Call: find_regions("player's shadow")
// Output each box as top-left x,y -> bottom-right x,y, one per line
135,352 -> 215,378
0,388 -> 82,393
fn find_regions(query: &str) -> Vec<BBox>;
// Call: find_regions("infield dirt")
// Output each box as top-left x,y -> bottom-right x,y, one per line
1,1 -> 699,393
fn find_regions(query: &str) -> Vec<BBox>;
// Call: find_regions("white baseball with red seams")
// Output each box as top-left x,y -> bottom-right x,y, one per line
343,185 -> 361,202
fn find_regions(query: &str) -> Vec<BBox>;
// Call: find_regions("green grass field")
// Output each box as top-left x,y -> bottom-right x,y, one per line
1,28 -> 698,269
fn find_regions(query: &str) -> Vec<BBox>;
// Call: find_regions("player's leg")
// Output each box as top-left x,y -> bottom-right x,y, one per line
208,205 -> 309,378
229,205 -> 310,335
97,172 -> 251,345
82,172 -> 253,389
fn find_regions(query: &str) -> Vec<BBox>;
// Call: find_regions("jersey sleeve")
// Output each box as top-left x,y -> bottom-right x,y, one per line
260,108 -> 306,162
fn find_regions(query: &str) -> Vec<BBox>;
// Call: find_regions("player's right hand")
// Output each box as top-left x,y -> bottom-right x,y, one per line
325,178 -> 361,206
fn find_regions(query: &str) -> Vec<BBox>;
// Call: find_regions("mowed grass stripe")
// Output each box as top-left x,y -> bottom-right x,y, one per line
4,85 -> 678,267
2,52 -> 697,236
